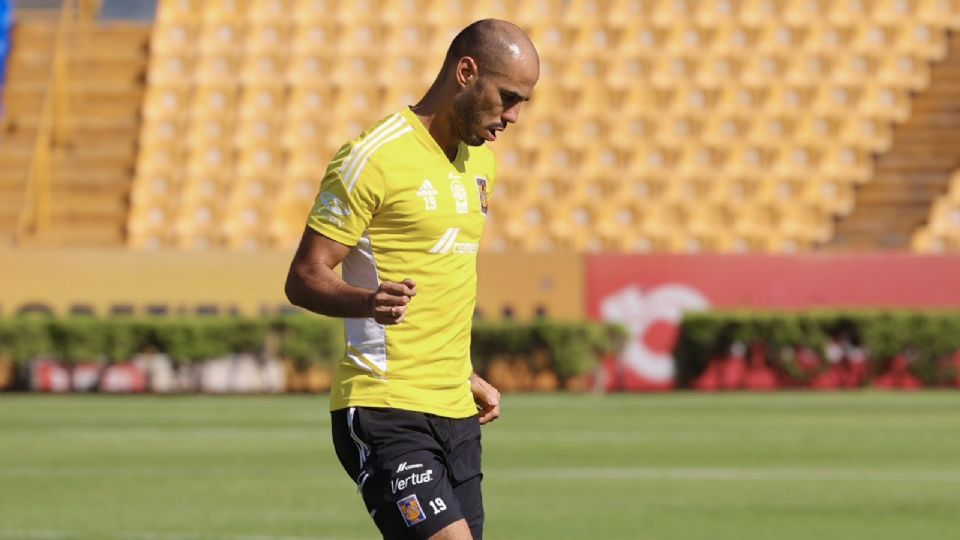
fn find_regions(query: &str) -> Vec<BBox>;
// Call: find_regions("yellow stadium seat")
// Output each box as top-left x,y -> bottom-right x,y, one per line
234,115 -> 284,149
192,54 -> 243,86
290,0 -> 337,24
235,144 -> 285,178
850,23 -> 900,54
285,53 -> 334,87
803,175 -> 857,215
901,23 -> 949,59
248,0 -> 293,25
326,54 -> 380,87
651,0 -> 697,25
183,142 -> 234,180
333,22 -> 383,56
860,85 -> 911,123
281,116 -> 325,154
202,0 -> 248,24
770,145 -> 821,178
917,0 -> 960,29
146,55 -> 193,87
756,23 -> 808,54
911,227 -> 946,252
787,53 -> 834,84
136,131 -> 182,167
804,24 -> 854,53
695,0 -> 743,26
197,23 -> 244,57
740,0 -> 787,25
784,0 -> 830,24
714,85 -> 770,116
245,23 -> 291,56
696,55 -> 744,88
190,86 -> 237,120
767,82 -> 817,115
827,0 -> 874,25
222,178 -> 277,250
290,23 -> 336,55
128,201 -> 175,250
877,54 -> 930,90
150,23 -> 197,57
171,202 -> 222,250
650,54 -> 700,90
142,86 -> 190,122
155,0 -> 198,26
239,53 -> 287,87
711,22 -> 761,55
840,117 -> 893,152
237,86 -> 285,122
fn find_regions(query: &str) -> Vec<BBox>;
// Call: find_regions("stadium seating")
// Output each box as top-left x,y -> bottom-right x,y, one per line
123,0 -> 960,252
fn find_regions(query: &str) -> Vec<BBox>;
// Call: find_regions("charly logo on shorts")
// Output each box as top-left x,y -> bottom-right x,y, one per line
397,493 -> 427,527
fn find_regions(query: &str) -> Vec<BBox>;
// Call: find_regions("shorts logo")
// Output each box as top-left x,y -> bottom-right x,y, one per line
391,468 -> 434,494
475,176 -> 488,215
397,494 -> 427,527
397,462 -> 424,473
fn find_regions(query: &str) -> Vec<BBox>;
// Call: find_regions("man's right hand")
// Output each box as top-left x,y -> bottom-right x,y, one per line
370,278 -> 417,325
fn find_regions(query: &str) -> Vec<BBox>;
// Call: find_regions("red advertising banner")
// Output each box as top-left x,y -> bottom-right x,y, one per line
585,254 -> 960,390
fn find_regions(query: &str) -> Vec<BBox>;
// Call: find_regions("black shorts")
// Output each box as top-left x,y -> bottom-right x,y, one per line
331,407 -> 484,540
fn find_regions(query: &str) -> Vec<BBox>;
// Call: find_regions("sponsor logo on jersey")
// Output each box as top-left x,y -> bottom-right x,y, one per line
475,176 -> 489,215
429,228 -> 478,254
391,468 -> 434,494
397,494 -> 427,527
317,192 -> 350,226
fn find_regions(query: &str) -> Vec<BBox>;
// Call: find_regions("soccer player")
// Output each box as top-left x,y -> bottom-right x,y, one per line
284,19 -> 539,540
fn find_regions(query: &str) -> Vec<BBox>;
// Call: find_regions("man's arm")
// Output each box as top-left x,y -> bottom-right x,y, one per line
284,227 -> 416,325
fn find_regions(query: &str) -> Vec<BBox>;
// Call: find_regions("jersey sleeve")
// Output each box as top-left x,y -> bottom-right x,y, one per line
306,152 -> 386,247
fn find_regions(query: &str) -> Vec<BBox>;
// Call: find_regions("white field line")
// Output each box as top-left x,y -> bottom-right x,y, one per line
489,466 -> 960,483
0,530 -> 359,540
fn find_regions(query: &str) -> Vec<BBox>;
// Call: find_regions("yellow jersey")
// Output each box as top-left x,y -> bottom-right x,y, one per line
307,107 -> 496,418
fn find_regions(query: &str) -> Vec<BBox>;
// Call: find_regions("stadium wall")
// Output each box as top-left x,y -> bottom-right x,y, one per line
587,254 -> 960,389
0,249 -> 585,319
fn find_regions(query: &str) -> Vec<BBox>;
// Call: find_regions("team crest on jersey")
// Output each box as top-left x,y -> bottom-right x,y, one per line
397,494 -> 427,527
475,176 -> 488,214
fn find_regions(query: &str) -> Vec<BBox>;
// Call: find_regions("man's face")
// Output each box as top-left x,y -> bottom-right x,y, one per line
452,58 -> 539,147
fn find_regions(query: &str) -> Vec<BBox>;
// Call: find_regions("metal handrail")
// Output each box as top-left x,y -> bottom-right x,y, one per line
15,0 -> 100,241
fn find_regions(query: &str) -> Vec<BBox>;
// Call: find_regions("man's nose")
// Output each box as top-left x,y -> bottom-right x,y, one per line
502,103 -> 522,124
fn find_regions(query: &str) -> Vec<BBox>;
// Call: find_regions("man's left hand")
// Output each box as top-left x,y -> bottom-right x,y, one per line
470,373 -> 501,425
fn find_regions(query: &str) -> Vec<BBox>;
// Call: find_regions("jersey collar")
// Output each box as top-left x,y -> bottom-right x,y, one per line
402,106 -> 465,166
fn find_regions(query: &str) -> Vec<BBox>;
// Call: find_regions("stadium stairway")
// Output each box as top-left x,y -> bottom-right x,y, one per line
831,32 -> 960,251
0,8 -> 149,246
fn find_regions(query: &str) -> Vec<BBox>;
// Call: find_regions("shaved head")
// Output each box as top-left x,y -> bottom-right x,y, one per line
413,19 -> 539,156
443,19 -> 539,77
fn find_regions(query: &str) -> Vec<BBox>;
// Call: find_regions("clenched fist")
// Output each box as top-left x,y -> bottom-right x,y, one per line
369,278 -> 417,325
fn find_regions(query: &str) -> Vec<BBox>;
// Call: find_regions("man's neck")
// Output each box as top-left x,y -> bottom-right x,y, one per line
412,98 -> 460,162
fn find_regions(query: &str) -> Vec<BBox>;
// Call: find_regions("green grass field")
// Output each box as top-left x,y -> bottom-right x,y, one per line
1,392 -> 958,540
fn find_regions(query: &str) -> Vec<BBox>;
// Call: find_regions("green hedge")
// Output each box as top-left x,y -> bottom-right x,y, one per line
471,320 -> 627,382
0,315 -> 623,380
675,311 -> 960,387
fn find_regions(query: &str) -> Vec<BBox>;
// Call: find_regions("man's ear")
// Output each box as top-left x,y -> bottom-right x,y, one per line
456,56 -> 479,87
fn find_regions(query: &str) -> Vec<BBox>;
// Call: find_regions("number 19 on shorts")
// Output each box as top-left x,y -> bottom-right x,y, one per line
428,498 -> 446,515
